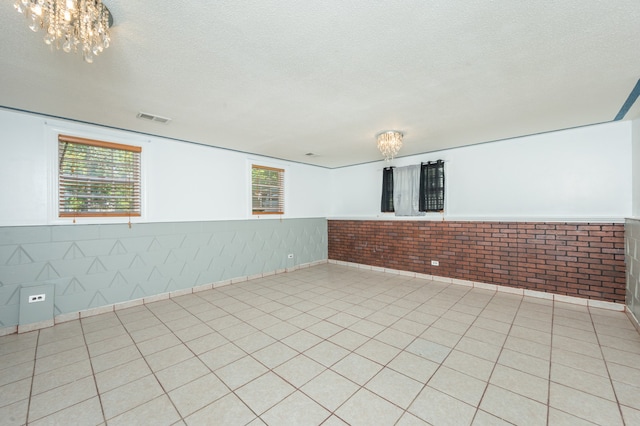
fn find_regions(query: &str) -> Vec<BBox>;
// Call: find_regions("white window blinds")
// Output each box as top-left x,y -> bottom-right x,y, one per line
58,135 -> 141,217
252,165 -> 284,215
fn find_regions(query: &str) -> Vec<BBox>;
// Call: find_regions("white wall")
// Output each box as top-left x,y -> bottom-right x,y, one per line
632,118 -> 640,218
1,108 -> 633,226
0,108 -> 330,226
329,121 -> 633,221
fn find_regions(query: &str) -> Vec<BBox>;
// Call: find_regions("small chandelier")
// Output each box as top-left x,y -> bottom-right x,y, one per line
377,130 -> 403,161
14,0 -> 113,63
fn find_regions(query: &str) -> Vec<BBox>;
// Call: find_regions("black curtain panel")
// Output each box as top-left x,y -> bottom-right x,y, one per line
381,167 -> 394,212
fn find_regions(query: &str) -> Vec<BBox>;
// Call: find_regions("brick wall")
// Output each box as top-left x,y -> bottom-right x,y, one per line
328,220 -> 625,303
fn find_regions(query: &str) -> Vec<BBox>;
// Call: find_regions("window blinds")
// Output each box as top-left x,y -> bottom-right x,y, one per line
252,165 -> 284,215
58,135 -> 141,217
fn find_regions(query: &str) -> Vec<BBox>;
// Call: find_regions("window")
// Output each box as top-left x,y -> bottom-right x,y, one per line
381,167 -> 394,212
58,135 -> 141,217
381,160 -> 445,214
419,160 -> 445,212
252,164 -> 284,215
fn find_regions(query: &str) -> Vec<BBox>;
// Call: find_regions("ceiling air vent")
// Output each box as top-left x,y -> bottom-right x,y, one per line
136,112 -> 171,124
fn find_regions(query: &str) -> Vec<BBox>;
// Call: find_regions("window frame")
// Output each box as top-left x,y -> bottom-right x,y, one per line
57,134 -> 142,219
419,160 -> 445,213
251,163 -> 285,216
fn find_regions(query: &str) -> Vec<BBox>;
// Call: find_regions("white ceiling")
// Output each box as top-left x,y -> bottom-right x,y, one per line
1,1 -> 640,168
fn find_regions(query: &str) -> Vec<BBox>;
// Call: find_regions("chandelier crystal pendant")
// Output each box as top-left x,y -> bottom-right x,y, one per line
377,130 -> 403,162
14,0 -> 112,63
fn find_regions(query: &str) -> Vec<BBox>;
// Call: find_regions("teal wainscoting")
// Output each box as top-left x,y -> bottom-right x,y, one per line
0,218 -> 327,328
626,218 -> 640,325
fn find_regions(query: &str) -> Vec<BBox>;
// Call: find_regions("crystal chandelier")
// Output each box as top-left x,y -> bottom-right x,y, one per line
13,0 -> 112,63
377,130 -> 403,161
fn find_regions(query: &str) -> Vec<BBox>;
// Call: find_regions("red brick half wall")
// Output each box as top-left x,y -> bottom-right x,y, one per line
328,220 -> 625,303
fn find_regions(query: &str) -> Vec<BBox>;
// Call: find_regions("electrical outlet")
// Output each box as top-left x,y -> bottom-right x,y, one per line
287,253 -> 294,259
431,260 -> 439,266
28,294 -> 46,303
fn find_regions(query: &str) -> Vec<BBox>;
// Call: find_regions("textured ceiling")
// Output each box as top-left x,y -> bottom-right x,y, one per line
1,1 -> 640,168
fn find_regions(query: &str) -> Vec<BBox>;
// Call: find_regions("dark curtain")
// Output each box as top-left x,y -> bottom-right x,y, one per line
419,160 -> 445,212
381,167 -> 394,212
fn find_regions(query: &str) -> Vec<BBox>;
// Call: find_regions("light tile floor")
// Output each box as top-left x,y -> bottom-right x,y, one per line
1,264 -> 640,425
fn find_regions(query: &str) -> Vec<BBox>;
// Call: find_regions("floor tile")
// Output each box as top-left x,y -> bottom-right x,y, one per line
480,384 -> 547,426
169,373 -> 230,417
387,351 -> 439,383
34,346 -> 89,375
409,386 -> 476,426
236,372 -> 295,414
28,375 -> 97,421
612,380 -> 640,410
0,360 -> 33,388
442,349 -> 494,381
335,388 -> 404,426
472,410 -> 512,426
184,393 -> 256,426
547,408 -> 597,426
551,347 -> 608,377
0,398 -> 28,426
101,374 -> 164,420
454,336 -> 502,362
420,326 -> 463,348
301,369 -> 359,411
86,333 -> 134,357
306,320 -> 343,339
136,333 -> 182,356
395,412 -> 430,425
490,364 -> 548,404
405,338 -> 451,363
155,356 -> 210,392
621,405 -> 640,425
261,391 -> 331,426
30,396 -> 104,426
261,321 -> 300,340
233,331 -> 276,354
305,340 -> 350,367
365,367 -> 423,409
94,357 -> 152,394
31,358 -> 93,395
35,335 -> 85,359
428,366 -> 487,407
251,341 -> 298,369
498,348 -> 549,379
1,264 -> 639,426
198,342 -> 246,371
331,353 -> 383,386
503,334 -> 550,360
281,330 -> 323,353
349,319 -> 386,337
0,377 -> 31,410
328,329 -> 369,351
549,382 -> 623,426
550,363 -> 616,401
274,354 -> 326,388
146,344 -> 194,372
90,344 -> 141,373
215,355 -> 268,390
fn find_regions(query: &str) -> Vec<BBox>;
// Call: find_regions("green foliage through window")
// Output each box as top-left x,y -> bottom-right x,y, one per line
252,165 -> 284,214
58,135 -> 141,217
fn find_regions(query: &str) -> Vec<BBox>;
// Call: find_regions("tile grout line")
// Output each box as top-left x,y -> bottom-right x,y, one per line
467,287 -> 525,425
24,329 -> 40,426
588,305 -> 627,424
78,317 -> 108,426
